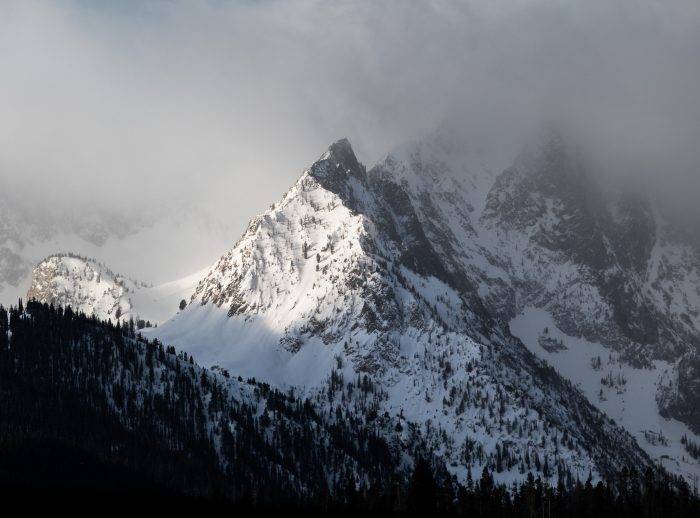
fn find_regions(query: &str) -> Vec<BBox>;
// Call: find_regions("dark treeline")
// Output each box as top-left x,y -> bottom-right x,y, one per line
393,458 -> 699,518
0,301 -> 698,517
0,300 -> 399,505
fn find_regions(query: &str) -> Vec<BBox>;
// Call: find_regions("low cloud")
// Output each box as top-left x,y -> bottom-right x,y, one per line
1,0 -> 699,223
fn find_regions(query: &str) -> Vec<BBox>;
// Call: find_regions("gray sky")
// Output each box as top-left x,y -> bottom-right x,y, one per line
1,0 -> 699,225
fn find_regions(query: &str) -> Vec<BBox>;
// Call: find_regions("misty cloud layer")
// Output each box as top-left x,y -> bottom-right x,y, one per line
1,0 -> 699,224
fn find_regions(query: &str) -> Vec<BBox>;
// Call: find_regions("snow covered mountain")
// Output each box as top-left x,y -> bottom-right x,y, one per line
28,129 -> 700,487
474,132 -> 700,480
152,138 -> 660,486
26,254 -> 204,326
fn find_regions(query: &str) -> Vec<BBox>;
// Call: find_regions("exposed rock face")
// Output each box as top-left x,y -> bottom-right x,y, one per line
479,130 -> 700,368
481,134 -> 656,359
658,350 -> 700,435
474,133 -> 700,473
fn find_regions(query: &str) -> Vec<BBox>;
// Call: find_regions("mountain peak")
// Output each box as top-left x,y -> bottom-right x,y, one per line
310,138 -> 364,178
327,137 -> 353,156
27,254 -> 141,323
304,138 -> 366,201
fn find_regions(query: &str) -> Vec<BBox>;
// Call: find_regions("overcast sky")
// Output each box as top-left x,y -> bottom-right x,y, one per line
1,0 -> 699,224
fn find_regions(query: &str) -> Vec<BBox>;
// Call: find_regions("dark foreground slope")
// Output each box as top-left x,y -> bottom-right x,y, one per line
0,301 -> 697,516
0,301 -> 402,506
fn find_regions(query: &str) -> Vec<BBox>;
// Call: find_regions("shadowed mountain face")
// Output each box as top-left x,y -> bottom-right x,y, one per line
366,129 -> 697,367
477,132 -> 700,439
481,133 -> 700,441
3,303 -> 697,515
481,134 -> 668,359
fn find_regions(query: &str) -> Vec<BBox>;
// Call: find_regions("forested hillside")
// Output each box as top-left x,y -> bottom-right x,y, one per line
0,300 -> 697,516
0,300 -> 403,505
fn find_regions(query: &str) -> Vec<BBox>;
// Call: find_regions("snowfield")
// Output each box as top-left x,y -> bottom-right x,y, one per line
511,307 -> 700,485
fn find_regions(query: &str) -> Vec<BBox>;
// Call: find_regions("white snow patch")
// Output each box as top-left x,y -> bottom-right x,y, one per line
511,306 -> 700,485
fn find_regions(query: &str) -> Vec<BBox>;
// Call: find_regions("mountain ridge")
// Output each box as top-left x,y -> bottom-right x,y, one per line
26,130 -> 700,486
152,137 -> 658,484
